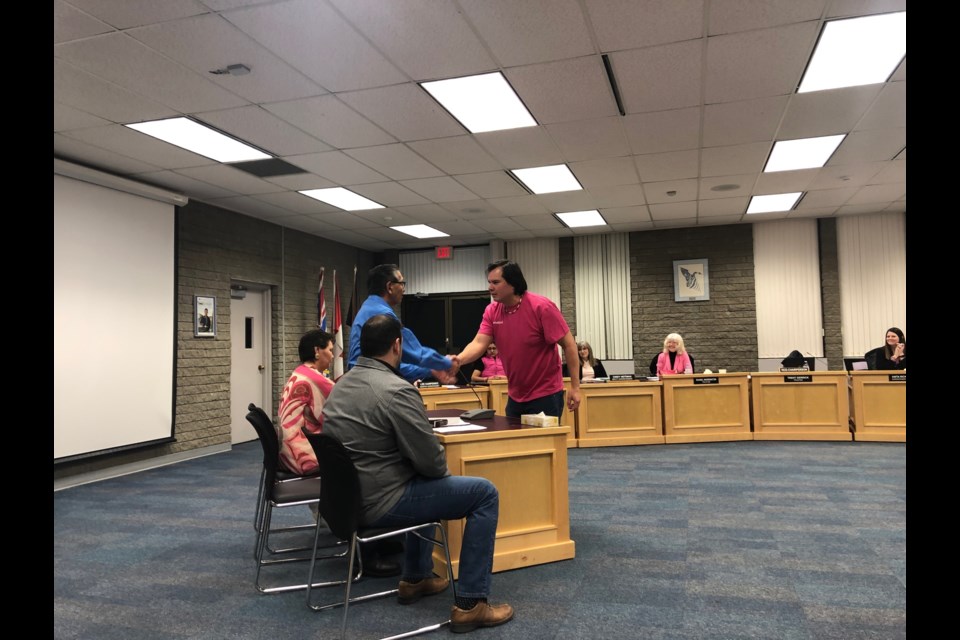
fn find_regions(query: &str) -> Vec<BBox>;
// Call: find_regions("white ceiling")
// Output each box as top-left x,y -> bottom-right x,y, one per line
54,0 -> 906,252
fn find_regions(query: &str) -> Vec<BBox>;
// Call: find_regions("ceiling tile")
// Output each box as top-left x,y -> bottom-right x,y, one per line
545,117 -> 630,161
590,184 -> 647,208
408,137 -> 504,175
623,108 -> 701,154
475,128 -> 565,168
221,0 -> 405,92
778,86 -> 883,139
705,22 -> 819,103
598,205 -> 652,224
855,82 -> 906,131
612,40 -> 703,113
286,151 -> 388,185
66,0 -> 207,30
64,124 -> 217,169
634,150 -> 699,182
808,162 -> 885,189
55,133 -> 164,175
252,191 -> 339,215
264,95 -> 395,149
585,0 -> 704,50
754,168 -> 819,194
796,188 -> 857,209
178,164 -> 286,195
828,129 -> 906,165
128,13 -> 324,104
701,142 -> 770,177
344,144 -> 444,181
55,0 -> 113,43
650,201 -> 698,220
400,177 -> 479,202
454,172 -> 528,199
703,96 -> 790,147
709,0 -> 827,34
506,57 -> 617,125
197,105 -> 331,156
846,183 -> 906,205
54,58 -> 176,124
459,0 -> 594,67
698,197 -> 748,217
134,169 -> 237,200
350,182 -> 431,207
339,84 -> 466,142
569,157 -> 639,188
609,220 -> 655,233
643,178 -> 699,204
536,191 -> 597,213
699,174 -> 756,200
329,0 -> 497,80
488,195 -> 551,216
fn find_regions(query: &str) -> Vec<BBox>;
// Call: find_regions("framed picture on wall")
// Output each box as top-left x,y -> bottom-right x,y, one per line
195,295 -> 216,337
673,259 -> 710,302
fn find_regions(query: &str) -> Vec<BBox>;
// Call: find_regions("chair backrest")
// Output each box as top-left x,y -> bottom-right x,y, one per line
302,430 -> 362,541
246,403 -> 281,482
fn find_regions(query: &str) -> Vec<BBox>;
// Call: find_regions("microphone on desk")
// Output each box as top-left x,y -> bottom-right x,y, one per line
456,368 -> 496,420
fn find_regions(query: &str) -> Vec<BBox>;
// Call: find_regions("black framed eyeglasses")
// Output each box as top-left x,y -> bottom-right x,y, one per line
390,280 -> 407,287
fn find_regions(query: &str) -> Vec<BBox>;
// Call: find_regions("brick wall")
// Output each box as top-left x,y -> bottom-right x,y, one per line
630,225 -> 758,375
55,201 -> 374,481
818,218 -> 843,369
558,237 -> 576,333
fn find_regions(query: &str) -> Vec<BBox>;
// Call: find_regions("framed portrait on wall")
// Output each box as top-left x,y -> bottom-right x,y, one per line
673,259 -> 710,302
195,295 -> 216,337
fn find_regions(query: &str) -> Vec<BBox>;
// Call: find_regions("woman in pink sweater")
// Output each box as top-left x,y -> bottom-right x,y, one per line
656,333 -> 693,377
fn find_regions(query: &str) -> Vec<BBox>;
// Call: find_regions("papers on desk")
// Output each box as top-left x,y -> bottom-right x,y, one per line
443,384 -> 458,389
433,424 -> 487,433
433,416 -> 486,432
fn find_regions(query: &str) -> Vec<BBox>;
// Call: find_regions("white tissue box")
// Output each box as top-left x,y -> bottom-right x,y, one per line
520,413 -> 558,427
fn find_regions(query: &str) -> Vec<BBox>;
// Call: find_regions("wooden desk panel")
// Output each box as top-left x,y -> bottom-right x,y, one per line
487,378 -> 577,448
429,410 -> 575,577
576,380 -> 664,447
662,373 -> 752,443
751,371 -> 851,441
849,371 -> 906,442
418,386 -> 488,411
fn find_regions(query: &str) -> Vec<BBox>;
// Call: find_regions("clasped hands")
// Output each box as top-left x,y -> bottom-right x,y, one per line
429,354 -> 462,385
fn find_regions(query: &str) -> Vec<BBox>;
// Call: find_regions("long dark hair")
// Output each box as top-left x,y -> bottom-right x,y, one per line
883,327 -> 905,359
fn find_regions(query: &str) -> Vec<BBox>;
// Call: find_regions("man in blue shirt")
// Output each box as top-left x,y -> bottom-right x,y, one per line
348,264 -> 458,383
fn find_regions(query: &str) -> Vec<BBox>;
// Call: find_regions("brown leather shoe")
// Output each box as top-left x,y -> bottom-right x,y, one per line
450,601 -> 514,633
397,576 -> 450,605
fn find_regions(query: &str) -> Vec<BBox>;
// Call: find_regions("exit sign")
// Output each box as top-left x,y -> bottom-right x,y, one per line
435,246 -> 453,259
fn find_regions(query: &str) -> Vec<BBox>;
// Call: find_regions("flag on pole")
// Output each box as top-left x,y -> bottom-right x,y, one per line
317,268 -> 326,331
332,269 -> 345,381
345,265 -> 359,326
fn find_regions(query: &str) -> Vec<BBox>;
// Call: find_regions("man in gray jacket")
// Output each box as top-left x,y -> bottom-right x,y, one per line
322,313 -> 514,633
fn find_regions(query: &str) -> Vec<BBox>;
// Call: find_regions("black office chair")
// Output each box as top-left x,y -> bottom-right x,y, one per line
246,404 -> 347,594
303,430 -> 457,639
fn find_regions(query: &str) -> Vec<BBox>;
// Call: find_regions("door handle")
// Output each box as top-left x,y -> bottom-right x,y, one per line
258,365 -> 265,372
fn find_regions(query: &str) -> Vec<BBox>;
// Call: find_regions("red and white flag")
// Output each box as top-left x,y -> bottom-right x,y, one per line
332,270 -> 345,380
317,268 -> 326,331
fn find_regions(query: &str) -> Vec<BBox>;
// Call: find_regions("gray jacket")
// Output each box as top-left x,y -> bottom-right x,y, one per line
321,356 -> 449,524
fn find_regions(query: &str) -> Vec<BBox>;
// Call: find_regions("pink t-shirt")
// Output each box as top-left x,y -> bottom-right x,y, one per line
479,355 -> 507,378
479,292 -> 569,403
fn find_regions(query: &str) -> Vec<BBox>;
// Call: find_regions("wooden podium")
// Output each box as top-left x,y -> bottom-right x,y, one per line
849,370 -> 906,442
575,379 -> 664,447
662,373 -> 752,443
751,371 -> 851,441
418,385 -> 488,411
428,409 -> 575,577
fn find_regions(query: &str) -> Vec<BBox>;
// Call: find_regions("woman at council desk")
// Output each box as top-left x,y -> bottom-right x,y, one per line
867,327 -> 907,370
562,340 -> 608,381
655,333 -> 694,377
471,342 -> 508,384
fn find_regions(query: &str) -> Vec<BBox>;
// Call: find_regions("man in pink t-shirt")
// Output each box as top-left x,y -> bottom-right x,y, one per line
457,260 -> 581,418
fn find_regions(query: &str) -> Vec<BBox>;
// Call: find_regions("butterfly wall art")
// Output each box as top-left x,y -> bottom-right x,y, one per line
673,259 -> 710,302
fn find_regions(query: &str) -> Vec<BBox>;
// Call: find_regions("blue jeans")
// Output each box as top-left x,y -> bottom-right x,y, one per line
505,389 -> 565,418
369,475 -> 499,599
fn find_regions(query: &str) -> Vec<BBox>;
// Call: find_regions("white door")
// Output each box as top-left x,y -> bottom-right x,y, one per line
230,289 -> 270,444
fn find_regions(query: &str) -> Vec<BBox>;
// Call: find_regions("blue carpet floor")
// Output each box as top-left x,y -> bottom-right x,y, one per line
54,440 -> 905,639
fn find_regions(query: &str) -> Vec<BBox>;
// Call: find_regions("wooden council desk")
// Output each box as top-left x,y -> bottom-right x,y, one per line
576,379 -> 664,447
661,373 -> 752,443
486,378 -> 578,447
418,385 -> 488,411
751,371 -> 852,441
849,370 -> 906,442
427,408 -> 576,578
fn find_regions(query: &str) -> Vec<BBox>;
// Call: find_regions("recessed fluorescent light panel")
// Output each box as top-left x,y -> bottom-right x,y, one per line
510,165 -> 583,194
125,117 -> 270,163
798,12 -> 906,93
299,188 -> 384,211
391,224 -> 449,239
555,210 -> 607,228
746,193 -> 803,214
421,72 -> 537,134
764,135 -> 845,172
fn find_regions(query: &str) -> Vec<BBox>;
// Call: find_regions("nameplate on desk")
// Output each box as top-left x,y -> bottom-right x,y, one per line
609,374 -> 635,381
693,377 -> 719,385
889,374 -> 906,382
419,381 -> 441,388
780,367 -> 810,372
784,375 -> 812,383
